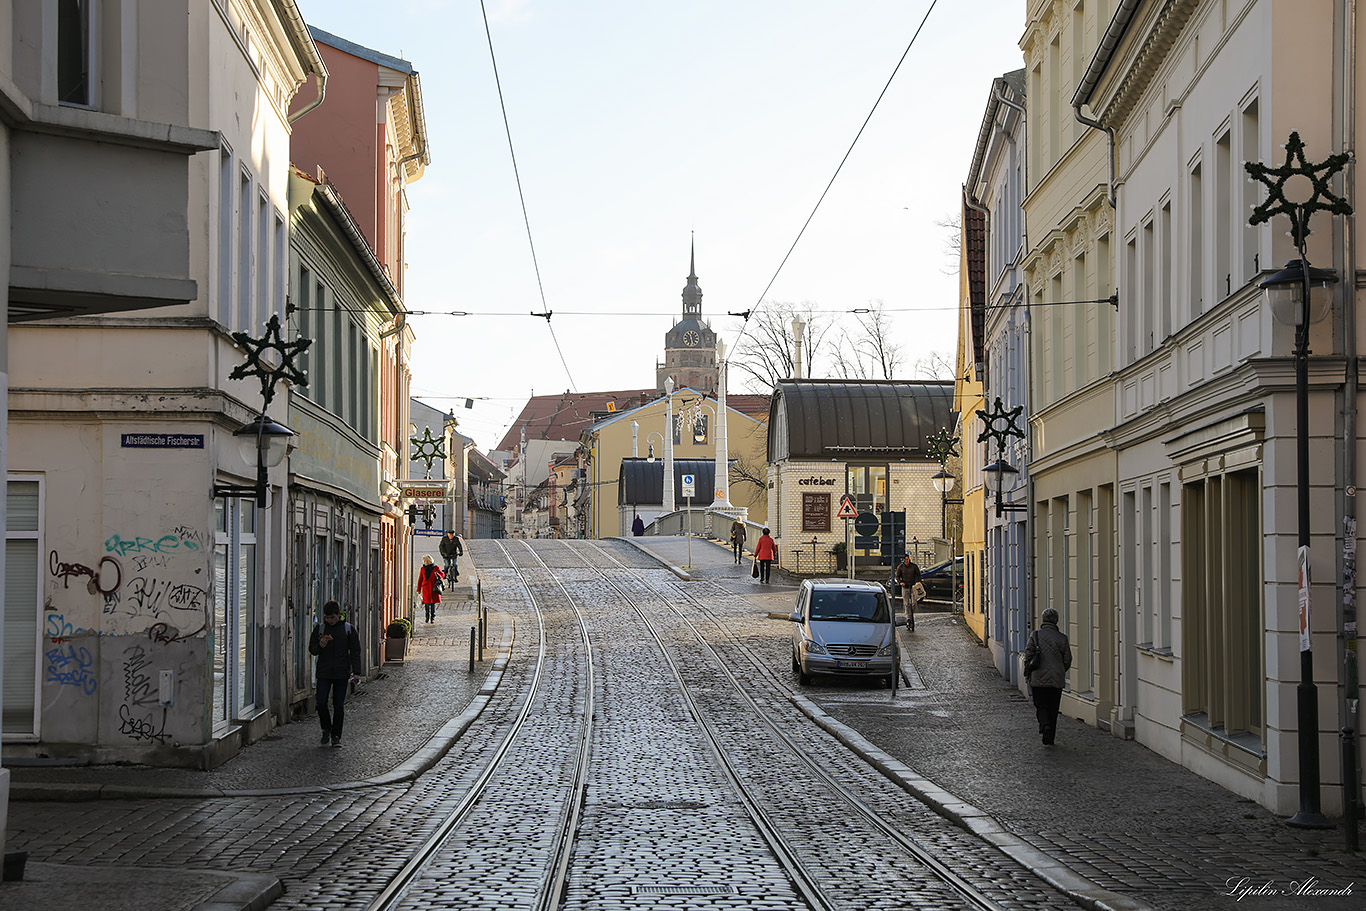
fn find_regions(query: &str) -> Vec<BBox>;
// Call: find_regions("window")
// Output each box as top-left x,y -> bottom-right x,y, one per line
58,0 -> 92,106
1189,161 -> 1204,318
1216,130 -> 1232,301
1160,201 -> 1173,340
218,144 -> 234,327
297,267 -> 312,384
4,478 -> 43,737
1125,236 -> 1138,363
213,497 -> 258,725
1182,467 -> 1262,738
1241,99 -> 1261,281
239,172 -> 253,333
274,211 -> 286,325
1142,219 -> 1155,355
258,191 -> 271,334
1097,232 -> 1112,375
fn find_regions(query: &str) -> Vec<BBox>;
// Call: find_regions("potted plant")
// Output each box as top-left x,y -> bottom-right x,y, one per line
830,541 -> 847,572
385,617 -> 413,662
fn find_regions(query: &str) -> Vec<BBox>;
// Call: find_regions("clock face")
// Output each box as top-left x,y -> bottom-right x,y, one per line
683,330 -> 701,347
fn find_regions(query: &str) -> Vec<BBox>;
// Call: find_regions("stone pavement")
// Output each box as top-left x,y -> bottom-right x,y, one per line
626,534 -> 1366,911
1,579 -> 507,911
5,536 -> 1366,911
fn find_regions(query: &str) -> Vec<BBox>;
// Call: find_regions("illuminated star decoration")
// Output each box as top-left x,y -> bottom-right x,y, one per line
409,426 -> 447,474
1245,131 -> 1353,248
977,397 -> 1026,454
229,314 -> 311,409
924,426 -> 959,468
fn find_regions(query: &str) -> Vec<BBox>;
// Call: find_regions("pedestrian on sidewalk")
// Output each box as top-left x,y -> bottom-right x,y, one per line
417,555 -> 445,623
894,553 -> 922,632
632,513 -> 645,536
1023,607 -> 1072,745
754,527 -> 777,583
730,518 -> 747,564
309,600 -> 363,747
439,530 -> 463,581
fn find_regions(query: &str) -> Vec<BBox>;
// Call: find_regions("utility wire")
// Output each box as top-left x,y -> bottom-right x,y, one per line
479,0 -> 578,392
729,0 -> 941,357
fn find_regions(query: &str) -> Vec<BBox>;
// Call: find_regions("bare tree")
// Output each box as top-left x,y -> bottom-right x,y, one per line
910,349 -> 956,380
727,300 -> 832,393
728,454 -> 767,497
936,211 -> 961,276
827,301 -> 903,380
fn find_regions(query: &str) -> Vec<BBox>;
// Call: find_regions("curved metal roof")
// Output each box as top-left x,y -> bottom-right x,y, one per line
767,380 -> 955,461
618,459 -> 716,506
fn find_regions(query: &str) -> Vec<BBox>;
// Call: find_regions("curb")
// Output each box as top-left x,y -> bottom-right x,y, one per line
786,689 -> 1156,911
10,613 -> 515,803
615,535 -> 695,580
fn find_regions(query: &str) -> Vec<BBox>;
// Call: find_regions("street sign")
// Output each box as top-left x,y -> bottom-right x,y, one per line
401,482 -> 450,503
414,529 -> 445,536
837,495 -> 858,519
681,474 -> 696,498
853,511 -> 879,537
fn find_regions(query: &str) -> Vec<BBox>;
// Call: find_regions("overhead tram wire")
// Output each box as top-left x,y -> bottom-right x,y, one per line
728,0 -> 941,357
479,0 -> 577,393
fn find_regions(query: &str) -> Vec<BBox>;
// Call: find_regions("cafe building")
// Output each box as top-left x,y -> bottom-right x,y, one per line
766,380 -> 955,574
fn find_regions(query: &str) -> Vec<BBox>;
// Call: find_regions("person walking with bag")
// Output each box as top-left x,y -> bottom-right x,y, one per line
309,600 -> 363,747
894,553 -> 922,632
1023,607 -> 1072,745
754,527 -> 777,583
417,554 -> 445,623
730,518 -> 747,565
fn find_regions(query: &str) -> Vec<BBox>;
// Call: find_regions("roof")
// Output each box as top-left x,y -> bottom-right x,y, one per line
497,389 -> 657,451
724,394 -> 772,418
767,380 -> 955,461
309,26 -> 413,74
964,189 -> 987,372
618,459 -> 717,506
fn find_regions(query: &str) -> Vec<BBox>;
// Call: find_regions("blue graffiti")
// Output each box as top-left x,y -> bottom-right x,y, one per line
46,644 -> 97,695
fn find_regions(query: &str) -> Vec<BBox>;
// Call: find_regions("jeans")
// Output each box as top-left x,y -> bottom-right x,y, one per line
732,540 -> 744,564
444,558 -> 458,580
1032,686 -> 1063,744
424,600 -> 439,622
758,559 -> 773,582
901,588 -> 917,630
317,677 -> 349,738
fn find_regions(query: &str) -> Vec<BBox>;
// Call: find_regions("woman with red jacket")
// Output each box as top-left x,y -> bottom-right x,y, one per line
754,527 -> 777,583
417,554 -> 445,623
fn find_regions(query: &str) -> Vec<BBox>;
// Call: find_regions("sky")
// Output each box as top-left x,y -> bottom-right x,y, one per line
293,0 -> 1027,453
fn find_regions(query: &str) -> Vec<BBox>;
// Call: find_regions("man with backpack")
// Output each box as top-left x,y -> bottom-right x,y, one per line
309,600 -> 363,747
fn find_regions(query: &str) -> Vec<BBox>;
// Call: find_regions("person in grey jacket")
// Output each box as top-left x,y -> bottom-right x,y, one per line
1023,607 -> 1072,745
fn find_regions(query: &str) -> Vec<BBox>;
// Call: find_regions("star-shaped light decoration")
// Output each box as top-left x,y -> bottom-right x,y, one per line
229,314 -> 311,409
977,397 -> 1026,454
1245,131 -> 1353,248
924,425 -> 959,468
409,426 -> 447,474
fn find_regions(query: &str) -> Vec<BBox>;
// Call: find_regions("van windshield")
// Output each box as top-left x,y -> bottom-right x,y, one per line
809,590 -> 888,622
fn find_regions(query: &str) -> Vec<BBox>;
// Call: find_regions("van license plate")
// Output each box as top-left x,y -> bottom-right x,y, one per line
838,660 -> 868,669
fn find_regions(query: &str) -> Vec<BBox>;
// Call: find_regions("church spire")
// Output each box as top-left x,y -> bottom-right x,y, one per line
681,233 -> 702,315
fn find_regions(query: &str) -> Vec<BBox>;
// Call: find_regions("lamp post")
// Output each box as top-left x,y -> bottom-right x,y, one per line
663,377 -> 676,515
213,314 -> 308,507
443,409 -> 459,534
931,468 -> 963,611
1247,132 -> 1353,833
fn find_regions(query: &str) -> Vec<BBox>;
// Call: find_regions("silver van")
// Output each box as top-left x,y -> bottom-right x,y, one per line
789,579 -> 899,686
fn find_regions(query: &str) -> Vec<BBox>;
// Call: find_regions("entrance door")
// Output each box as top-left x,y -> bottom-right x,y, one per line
213,498 -> 258,726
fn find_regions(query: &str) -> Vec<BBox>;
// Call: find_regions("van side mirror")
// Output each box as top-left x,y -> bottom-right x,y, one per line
788,611 -> 802,623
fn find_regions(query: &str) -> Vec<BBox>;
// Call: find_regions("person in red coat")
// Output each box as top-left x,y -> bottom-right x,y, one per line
754,527 -> 777,583
417,554 -> 445,623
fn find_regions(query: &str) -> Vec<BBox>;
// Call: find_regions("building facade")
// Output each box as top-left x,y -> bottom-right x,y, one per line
5,0 -> 325,772
969,69 -> 1032,685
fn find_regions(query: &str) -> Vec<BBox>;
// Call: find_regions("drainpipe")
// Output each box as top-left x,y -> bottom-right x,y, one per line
1337,0 -> 1361,847
1071,104 -> 1117,210
276,0 -> 328,124
1070,0 -> 1143,210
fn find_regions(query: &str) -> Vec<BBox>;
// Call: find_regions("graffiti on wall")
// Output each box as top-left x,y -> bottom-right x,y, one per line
45,643 -> 97,695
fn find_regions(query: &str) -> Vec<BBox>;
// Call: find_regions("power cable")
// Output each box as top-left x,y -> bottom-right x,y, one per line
729,0 -> 941,357
479,0 -> 578,392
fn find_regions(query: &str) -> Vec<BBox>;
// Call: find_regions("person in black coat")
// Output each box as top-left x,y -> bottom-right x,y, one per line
1024,607 -> 1073,745
309,600 -> 363,747
439,530 -> 463,580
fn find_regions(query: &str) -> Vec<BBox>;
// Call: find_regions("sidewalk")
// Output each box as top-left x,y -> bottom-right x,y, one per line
2,591 -> 508,911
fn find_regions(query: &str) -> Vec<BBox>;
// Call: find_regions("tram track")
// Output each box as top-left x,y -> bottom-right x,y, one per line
573,538 -> 1056,911
367,539 -> 595,911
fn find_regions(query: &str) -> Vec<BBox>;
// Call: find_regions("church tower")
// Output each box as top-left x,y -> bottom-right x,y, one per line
656,238 -> 717,394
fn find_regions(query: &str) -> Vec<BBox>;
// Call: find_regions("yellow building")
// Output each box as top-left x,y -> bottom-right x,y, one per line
958,190 -> 987,641
582,387 -> 768,538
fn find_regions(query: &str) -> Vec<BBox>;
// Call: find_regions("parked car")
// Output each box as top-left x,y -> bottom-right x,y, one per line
788,579 -> 900,687
918,556 -> 964,601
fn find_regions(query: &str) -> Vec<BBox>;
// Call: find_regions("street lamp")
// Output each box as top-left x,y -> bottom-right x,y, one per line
213,314 -> 308,507
645,432 -> 663,463
663,377 -> 676,514
1247,131 -> 1352,833
931,468 -> 956,538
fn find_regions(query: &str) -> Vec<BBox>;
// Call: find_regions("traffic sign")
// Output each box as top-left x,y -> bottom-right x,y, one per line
853,511 -> 879,537
681,474 -> 696,498
837,495 -> 858,519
